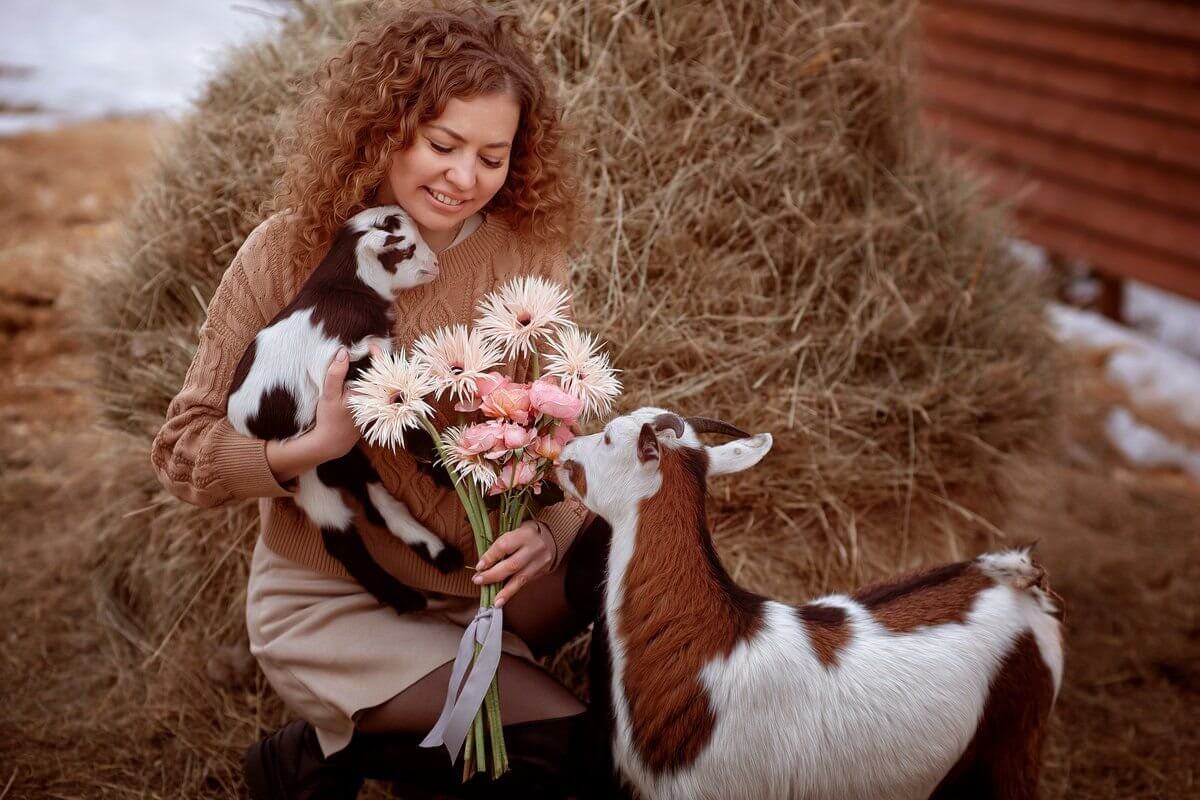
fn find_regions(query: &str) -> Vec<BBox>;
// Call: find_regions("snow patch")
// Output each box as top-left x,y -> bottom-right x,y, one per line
0,1 -> 286,135
1105,408 -> 1200,479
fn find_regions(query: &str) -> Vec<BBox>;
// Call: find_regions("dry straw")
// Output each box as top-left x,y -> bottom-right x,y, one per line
75,0 -> 1058,794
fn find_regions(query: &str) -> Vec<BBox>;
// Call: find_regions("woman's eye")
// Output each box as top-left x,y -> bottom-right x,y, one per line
428,140 -> 452,154
481,157 -> 503,169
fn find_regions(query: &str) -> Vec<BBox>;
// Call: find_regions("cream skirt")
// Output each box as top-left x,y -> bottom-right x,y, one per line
245,535 -> 536,756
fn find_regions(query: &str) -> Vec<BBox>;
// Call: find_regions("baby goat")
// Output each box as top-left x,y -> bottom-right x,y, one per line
228,206 -> 462,613
557,408 -> 1064,800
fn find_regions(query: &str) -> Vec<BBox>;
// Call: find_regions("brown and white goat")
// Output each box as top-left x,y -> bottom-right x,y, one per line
227,206 -> 461,614
556,407 -> 1064,800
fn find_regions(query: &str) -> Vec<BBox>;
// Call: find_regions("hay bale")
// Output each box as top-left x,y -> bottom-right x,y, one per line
78,0 -> 1058,790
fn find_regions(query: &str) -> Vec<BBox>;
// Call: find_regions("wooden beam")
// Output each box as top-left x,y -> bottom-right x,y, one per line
922,108 -> 1200,214
921,69 -> 1200,173
920,4 -> 1200,81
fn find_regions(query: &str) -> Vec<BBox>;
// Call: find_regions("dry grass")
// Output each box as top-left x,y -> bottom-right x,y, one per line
15,1 -> 1195,798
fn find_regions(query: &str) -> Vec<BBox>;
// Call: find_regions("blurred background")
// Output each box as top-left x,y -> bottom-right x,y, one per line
1,1 -> 1196,798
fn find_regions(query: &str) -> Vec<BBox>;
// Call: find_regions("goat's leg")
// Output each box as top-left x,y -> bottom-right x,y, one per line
294,468 -> 428,615
317,448 -> 464,573
365,482 -> 465,572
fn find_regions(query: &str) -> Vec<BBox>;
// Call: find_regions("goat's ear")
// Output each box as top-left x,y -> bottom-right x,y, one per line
706,433 -> 772,477
637,423 -> 660,465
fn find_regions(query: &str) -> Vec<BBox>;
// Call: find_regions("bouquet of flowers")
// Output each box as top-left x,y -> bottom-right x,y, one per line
346,276 -> 621,780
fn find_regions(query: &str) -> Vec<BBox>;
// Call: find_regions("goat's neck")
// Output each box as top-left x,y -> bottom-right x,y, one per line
605,449 -> 761,649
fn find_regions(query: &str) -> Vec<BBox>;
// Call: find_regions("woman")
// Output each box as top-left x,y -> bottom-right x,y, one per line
150,3 -> 613,797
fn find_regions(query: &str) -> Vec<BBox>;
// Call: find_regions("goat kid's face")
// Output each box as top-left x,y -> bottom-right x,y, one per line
348,206 -> 439,298
555,406 -> 773,523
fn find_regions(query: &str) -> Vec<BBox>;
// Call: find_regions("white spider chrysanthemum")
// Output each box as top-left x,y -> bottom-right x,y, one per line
544,327 -> 622,421
412,325 -> 504,403
440,426 -> 498,491
475,275 -> 574,358
346,351 -> 437,450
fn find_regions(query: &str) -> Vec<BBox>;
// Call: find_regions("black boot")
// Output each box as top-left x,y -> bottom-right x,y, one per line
243,720 -> 365,800
460,714 -> 585,799
329,713 -> 597,799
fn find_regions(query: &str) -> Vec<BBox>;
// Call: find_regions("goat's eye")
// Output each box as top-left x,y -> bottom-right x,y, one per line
603,433 -> 611,446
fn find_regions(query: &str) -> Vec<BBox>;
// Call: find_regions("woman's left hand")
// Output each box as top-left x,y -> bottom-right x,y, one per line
472,519 -> 555,608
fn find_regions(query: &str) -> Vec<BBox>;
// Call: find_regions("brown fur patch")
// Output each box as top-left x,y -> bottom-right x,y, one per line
795,603 -> 850,667
853,561 -> 994,633
564,459 -> 587,499
245,385 -> 299,441
930,631 -> 1056,798
617,446 -> 764,776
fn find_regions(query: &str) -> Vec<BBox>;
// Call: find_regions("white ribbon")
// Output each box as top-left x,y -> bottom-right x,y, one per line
420,606 -> 504,761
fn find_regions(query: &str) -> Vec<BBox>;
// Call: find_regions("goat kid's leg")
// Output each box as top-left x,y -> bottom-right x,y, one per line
365,482 -> 464,572
294,469 -> 428,615
316,448 -> 464,573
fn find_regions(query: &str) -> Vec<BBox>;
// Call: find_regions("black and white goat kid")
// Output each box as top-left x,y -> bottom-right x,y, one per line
227,206 -> 462,613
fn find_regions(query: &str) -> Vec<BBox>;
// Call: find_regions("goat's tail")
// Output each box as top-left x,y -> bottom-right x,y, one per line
977,546 -> 1065,622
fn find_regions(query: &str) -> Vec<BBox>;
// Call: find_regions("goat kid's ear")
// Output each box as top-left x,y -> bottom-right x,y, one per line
637,422 -> 660,465
707,433 -> 773,477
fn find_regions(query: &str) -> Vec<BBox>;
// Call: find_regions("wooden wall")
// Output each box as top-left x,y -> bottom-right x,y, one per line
918,0 -> 1200,300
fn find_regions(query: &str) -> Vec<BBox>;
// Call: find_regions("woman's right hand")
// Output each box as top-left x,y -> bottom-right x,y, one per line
265,346 -> 369,483
307,346 -> 362,462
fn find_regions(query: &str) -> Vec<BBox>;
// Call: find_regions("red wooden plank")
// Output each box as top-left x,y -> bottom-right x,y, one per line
923,108 -> 1200,214
1012,212 -> 1200,301
934,0 -> 1200,44
919,32 -> 1200,127
963,159 -> 1200,265
921,70 -> 1200,173
920,4 -> 1200,81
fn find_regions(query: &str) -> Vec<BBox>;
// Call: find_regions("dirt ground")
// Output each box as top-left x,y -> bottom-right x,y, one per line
0,119 -> 1196,799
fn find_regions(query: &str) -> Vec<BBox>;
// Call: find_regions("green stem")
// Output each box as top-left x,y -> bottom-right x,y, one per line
531,349 -> 541,381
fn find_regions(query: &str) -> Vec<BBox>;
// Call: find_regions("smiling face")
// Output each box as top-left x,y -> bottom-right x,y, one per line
379,92 -> 521,251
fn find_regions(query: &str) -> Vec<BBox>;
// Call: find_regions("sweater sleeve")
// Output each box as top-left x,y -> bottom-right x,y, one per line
149,218 -> 296,507
528,246 -> 593,569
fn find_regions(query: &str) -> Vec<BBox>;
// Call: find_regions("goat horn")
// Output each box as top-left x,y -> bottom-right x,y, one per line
685,416 -> 752,439
652,412 -> 686,438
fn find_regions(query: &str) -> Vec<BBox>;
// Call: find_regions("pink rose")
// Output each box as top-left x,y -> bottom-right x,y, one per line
459,421 -> 504,454
529,378 -> 582,423
475,371 -> 511,397
480,382 -> 532,425
501,422 -> 537,450
552,424 -> 575,447
487,457 -> 540,495
530,434 -> 563,460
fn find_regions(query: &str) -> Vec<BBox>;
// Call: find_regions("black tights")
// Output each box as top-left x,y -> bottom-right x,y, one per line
355,516 -> 612,735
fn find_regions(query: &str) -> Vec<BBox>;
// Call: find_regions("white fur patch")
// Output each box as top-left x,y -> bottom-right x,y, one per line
604,523 -> 1065,800
365,482 -> 446,555
227,308 -> 338,438
293,469 -> 353,530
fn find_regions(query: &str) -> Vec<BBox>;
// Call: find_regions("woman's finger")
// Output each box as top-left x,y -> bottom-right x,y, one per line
475,529 -> 523,572
493,566 -> 539,608
473,545 -> 532,586
323,348 -> 349,401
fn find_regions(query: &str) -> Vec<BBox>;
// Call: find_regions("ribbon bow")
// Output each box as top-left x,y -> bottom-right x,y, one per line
420,606 -> 505,761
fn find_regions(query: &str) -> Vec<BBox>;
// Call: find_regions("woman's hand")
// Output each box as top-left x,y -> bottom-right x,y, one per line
265,345 -> 378,482
306,346 -> 362,461
472,519 -> 556,608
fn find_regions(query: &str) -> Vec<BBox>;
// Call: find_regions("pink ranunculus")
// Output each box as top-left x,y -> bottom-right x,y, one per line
551,424 -> 575,447
480,382 -> 532,425
475,371 -> 511,397
501,422 -> 537,450
487,457 -> 539,495
529,378 -> 583,423
530,434 -> 562,461
454,396 -> 482,413
459,421 -> 505,454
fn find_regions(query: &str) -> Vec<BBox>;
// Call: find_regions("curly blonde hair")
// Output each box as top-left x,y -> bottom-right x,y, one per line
269,0 -> 582,264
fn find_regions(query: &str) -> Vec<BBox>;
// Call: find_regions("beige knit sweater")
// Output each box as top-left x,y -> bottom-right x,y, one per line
150,211 -> 590,597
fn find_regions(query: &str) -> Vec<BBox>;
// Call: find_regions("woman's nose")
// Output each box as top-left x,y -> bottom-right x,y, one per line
445,157 -> 476,192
